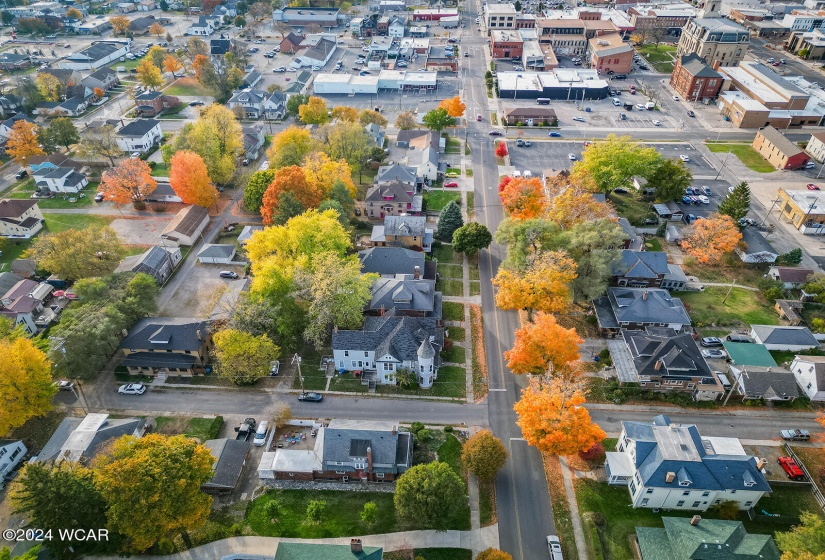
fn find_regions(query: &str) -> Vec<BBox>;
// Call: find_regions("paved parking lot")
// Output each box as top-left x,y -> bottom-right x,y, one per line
159,263 -> 246,318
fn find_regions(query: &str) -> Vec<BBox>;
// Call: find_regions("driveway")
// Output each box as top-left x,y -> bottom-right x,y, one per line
159,264 -> 246,318
109,215 -> 176,245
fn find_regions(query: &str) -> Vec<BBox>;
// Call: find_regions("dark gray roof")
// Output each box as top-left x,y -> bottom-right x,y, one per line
332,310 -> 442,363
87,67 -> 117,82
369,274 -> 439,316
322,423 -> 413,474
137,245 -> 171,272
358,247 -> 426,277
59,96 -> 87,111
601,288 -> 691,326
69,41 -> 125,63
283,32 -> 304,46
678,53 -> 722,78
396,129 -> 429,145
0,53 -> 28,63
615,250 -> 669,279
228,88 -> 266,104
117,118 -> 160,137
365,181 -> 414,204
120,317 -> 210,352
735,366 -> 799,399
210,39 -> 231,55
37,416 -> 144,463
623,329 -> 715,382
0,272 -> 22,295
203,438 -> 248,490
135,91 -> 162,102
197,244 -> 236,259
383,215 -> 428,238
1,113 -> 32,130
751,325 -> 819,347
121,351 -> 196,368
376,163 -> 416,184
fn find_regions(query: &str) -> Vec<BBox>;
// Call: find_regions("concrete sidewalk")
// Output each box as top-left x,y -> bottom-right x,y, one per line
92,527 -> 500,560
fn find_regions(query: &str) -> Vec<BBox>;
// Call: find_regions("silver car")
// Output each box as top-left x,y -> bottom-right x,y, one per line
547,535 -> 563,560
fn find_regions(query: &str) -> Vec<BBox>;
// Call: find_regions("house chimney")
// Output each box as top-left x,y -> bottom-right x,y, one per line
690,515 -> 702,526
666,471 -> 676,483
757,458 -> 767,470
392,424 -> 397,436
642,290 -> 648,301
367,446 -> 374,479
414,265 -> 420,279
654,360 -> 662,371
351,539 -> 363,553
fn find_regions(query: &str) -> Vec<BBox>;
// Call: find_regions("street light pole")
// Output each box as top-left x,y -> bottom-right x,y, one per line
714,149 -> 732,180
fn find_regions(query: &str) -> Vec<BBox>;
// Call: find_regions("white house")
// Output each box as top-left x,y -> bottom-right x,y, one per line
768,266 -> 814,289
186,16 -> 214,36
32,167 -> 88,194
389,16 -> 406,37
605,415 -> 771,512
807,131 -> 825,162
115,119 -> 162,153
0,439 -> 26,480
0,113 -> 34,140
227,89 -> 287,120
0,199 -> 43,239
749,325 -> 820,351
791,355 -> 825,401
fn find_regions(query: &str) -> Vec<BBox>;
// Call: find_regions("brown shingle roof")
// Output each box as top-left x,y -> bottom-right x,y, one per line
162,205 -> 209,238
0,199 -> 37,218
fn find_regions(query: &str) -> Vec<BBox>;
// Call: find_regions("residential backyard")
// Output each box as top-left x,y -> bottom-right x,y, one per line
705,143 -> 776,173
165,77 -> 216,98
676,287 -> 778,328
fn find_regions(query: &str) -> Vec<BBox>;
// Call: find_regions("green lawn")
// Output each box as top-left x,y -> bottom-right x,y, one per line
635,43 -> 677,73
154,416 -> 223,442
675,287 -> 778,328
164,77 -> 216,98
441,345 -> 466,364
607,190 -> 657,226
41,213 -> 114,233
438,434 -> 463,476
445,137 -> 462,154
432,243 -> 462,265
467,192 -> 475,213
447,325 -> 465,342
386,550 -> 471,560
439,263 -> 463,279
425,189 -> 461,212
5,179 -> 97,209
443,302 -> 465,322
290,344 -> 332,391
705,143 -> 776,173
376,365 -> 466,399
438,278 -> 464,297
151,162 -> 170,176
644,237 -> 663,252
469,282 -> 480,296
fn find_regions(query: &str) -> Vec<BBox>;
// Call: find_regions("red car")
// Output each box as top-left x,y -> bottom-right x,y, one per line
808,184 -> 820,190
778,456 -> 805,481
444,181 -> 459,188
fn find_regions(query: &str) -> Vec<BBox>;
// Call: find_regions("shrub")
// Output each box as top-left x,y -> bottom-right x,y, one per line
444,425 -> 454,433
416,429 -> 431,443
205,416 -> 223,440
410,421 -> 425,435
598,348 -> 612,366
579,442 -> 605,462
711,500 -> 741,520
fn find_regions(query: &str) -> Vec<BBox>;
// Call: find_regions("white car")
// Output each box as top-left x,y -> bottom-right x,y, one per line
274,66 -> 286,72
652,119 -> 661,126
568,153 -> 577,161
547,535 -> 563,560
679,155 -> 690,162
698,195 -> 710,204
672,95 -> 679,100
311,65 -> 321,71
572,116 -> 585,122
118,382 -> 146,395
636,104 -> 646,110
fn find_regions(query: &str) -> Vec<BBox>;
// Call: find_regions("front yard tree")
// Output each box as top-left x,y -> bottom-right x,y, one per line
360,501 -> 378,527
169,151 -> 217,208
149,21 -> 165,37
260,165 -> 323,225
646,158 -> 693,203
298,96 -> 329,125
422,107 -> 455,132
394,462 -> 466,531
99,158 -> 157,208
174,104 -> 243,185
560,218 -> 626,301
396,111 -> 417,130
10,462 -> 108,556
452,222 -> 492,256
477,549 -> 514,560
26,226 -> 125,281
775,511 -> 825,560
682,213 -> 742,265
504,312 -> 582,375
543,177 -> 615,229
493,251 -> 577,314
243,169 -> 276,212
163,54 -> 184,77
461,430 -> 507,482
286,93 -> 308,117
199,56 -> 244,103
514,376 -> 606,456
325,122 -> 372,177
6,120 -> 45,167
267,125 -> 317,169
78,123 -> 122,166
0,335 -> 56,434
45,117 -> 79,151
136,58 -> 163,90
499,177 -> 547,220
302,152 -> 357,199
35,73 -> 62,101
570,133 -> 662,193
95,434 -> 215,552
305,500 -> 326,524
439,95 -> 466,118
494,218 -> 561,270
329,179 -> 355,217
437,200 -> 464,242
718,181 -> 751,222
331,105 -> 359,122
212,329 -> 280,385
359,109 -> 388,127
269,191 -> 306,226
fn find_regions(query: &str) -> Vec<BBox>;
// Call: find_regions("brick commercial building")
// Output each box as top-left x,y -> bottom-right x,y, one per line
490,30 -> 524,59
753,126 -> 812,170
587,32 -> 633,74
670,53 -> 724,101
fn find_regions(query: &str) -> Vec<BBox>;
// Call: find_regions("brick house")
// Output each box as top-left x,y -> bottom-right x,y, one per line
490,30 -> 523,59
133,91 -> 181,117
365,181 -> 422,218
670,53 -> 724,102
753,126 -> 811,170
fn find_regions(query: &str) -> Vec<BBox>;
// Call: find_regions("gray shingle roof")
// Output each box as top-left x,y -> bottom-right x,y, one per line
37,415 -> 144,463
120,317 -> 210,352
197,244 -> 236,259
733,366 -> 799,400
117,118 -> 160,137
369,274 -> 438,315
383,215 -> 428,237
203,438 -> 248,490
358,247 -> 425,277
322,421 -> 413,474
365,181 -> 414,204
678,53 -> 722,78
604,287 -> 691,326
758,126 -> 804,158
332,310 -> 442,363
376,163 -> 416,184
751,325 -> 819,347
138,245 -> 171,272
623,329 -> 715,382
615,250 -> 670,279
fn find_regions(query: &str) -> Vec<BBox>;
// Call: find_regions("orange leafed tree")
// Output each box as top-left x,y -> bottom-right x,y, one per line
193,54 -> 210,80
6,120 -> 45,166
682,213 -> 742,264
493,250 -> 577,313
99,158 -> 157,205
260,165 -> 323,225
514,376 -> 606,456
504,312 -> 583,375
169,151 -> 217,208
544,175 -> 616,229
93,87 -> 105,99
439,96 -> 466,118
499,176 -> 547,220
163,55 -> 183,77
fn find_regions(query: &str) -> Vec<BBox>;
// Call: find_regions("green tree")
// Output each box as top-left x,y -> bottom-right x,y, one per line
395,462 -> 466,531
305,500 -> 326,524
646,158 -> 693,202
360,501 -> 378,527
779,248 -> 803,265
233,15 -> 247,26
212,328 -> 280,385
514,0 -> 522,10
244,169 -> 276,212
570,134 -> 662,193
95,434 -> 215,552
325,122 -> 372,178
461,430 -> 507,482
329,179 -> 355,217
557,219 -> 624,301
718,181 -> 751,222
38,126 -> 58,155
25,226 -> 125,282
495,218 -> 561,271
422,107 -> 455,132
1,11 -> 14,24
775,511 -> 825,559
319,199 -> 349,228
199,56 -> 244,103
437,200 -> 464,242
172,104 -> 243,185
270,191 -> 306,226
0,546 -> 40,560
10,463 -> 108,555
452,222 -> 492,256
44,117 -> 80,151
286,93 -> 309,117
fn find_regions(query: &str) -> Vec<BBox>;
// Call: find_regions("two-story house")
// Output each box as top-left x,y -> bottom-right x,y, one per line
115,245 -> 182,285
81,67 -> 120,92
134,91 -> 181,117
0,439 -> 26,480
32,167 -> 88,194
613,250 -> 687,290
227,89 -> 288,120
318,420 -> 413,482
368,273 -> 442,319
0,199 -> 43,239
0,278 -> 56,334
593,288 -> 692,335
119,318 -> 213,376
186,16 -> 214,36
116,119 -> 162,153
332,310 -> 442,388
365,181 -> 422,218
358,247 -> 434,279
376,163 -> 417,186
369,215 -> 433,253
605,415 -> 771,511
791,355 -> 825,401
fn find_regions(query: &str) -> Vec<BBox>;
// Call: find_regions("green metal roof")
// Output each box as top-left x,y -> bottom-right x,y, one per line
637,517 -> 780,560
723,342 -> 778,368
274,543 -> 383,560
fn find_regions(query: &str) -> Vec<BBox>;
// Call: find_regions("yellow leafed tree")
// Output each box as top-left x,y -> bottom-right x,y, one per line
0,335 -> 56,434
302,152 -> 357,198
493,250 -> 577,313
6,120 -> 45,166
543,174 -> 617,229
266,125 -> 317,169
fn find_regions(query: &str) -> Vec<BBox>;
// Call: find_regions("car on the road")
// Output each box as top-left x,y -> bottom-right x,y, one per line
568,153 -> 577,161
444,181 -> 459,188
489,130 -> 503,136
772,61 -> 781,66
808,183 -> 820,190
220,270 -> 239,279
547,535 -> 563,560
54,380 -> 75,391
701,349 -> 727,359
778,456 -> 805,480
572,116 -> 585,122
94,193 -> 105,202
118,382 -> 146,395
687,110 -> 695,117
360,70 -> 371,75
298,392 -> 324,402
464,52 -> 469,57
700,337 -> 723,347
781,429 -> 811,441
311,65 -> 321,71
549,131 -> 562,137
672,95 -> 679,100
638,64 -> 648,70
396,61 -> 408,67
679,155 -> 690,162
254,39 -> 262,44
15,169 -> 27,180
524,140 -> 531,147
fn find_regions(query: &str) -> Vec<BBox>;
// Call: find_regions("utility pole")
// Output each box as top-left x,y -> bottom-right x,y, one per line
722,366 -> 747,407
292,353 -> 304,393
714,149 -> 732,181
722,278 -> 737,304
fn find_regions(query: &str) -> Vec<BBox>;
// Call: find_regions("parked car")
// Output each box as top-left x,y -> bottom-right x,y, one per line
781,429 -> 811,441
235,417 -> 257,441
118,383 -> 146,395
679,155 -> 690,162
549,131 -> 562,137
614,188 -> 628,194
701,349 -> 727,359
682,196 -> 692,204
700,337 -> 723,347
726,334 -> 752,343
54,380 -> 75,391
572,116 -> 585,122
444,181 -> 459,188
274,66 -> 286,72
219,271 -> 239,279
298,392 -> 324,402
672,95 -> 679,100
698,195 -> 710,204
253,421 -> 269,446
778,456 -> 805,480
94,193 -> 105,202
687,110 -> 695,117
568,153 -> 577,161
652,119 -> 661,126
808,183 -> 820,190
547,535 -> 563,560
15,170 -> 27,180
489,130 -> 503,136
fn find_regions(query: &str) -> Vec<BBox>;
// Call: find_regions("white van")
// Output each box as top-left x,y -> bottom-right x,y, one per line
253,420 -> 269,446
513,170 -> 522,178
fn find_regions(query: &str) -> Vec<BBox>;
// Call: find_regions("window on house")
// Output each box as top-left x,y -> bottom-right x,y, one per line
745,501 -> 752,507
344,351 -> 349,357
702,491 -> 710,497
682,490 -> 691,496
335,470 -> 346,474
646,488 -> 654,494
641,498 -> 649,506
692,501 -> 701,508
630,480 -> 637,494
383,362 -> 393,371
376,472 -> 385,478
677,501 -> 685,507
354,463 -> 366,469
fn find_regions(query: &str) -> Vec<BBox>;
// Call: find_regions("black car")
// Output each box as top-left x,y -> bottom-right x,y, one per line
298,392 -> 323,402
15,169 -> 27,180
488,130 -> 503,136
687,110 -> 695,117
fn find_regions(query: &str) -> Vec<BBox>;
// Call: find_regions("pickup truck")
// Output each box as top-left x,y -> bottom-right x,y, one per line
235,417 -> 257,441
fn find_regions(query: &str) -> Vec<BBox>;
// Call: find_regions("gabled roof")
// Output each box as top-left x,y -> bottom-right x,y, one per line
136,245 -> 171,272
228,88 -> 266,104
332,309 -> 442,364
0,113 -> 33,130
376,163 -> 416,184
203,438 -> 248,489
135,91 -> 162,102
369,274 -> 439,315
210,38 -> 231,55
731,365 -> 799,399
117,118 -> 160,137
120,317 -> 210,352
637,517 -> 780,560
87,67 -> 117,82
615,250 -> 670,279
723,342 -> 777,367
322,419 -> 412,474
751,325 -> 819,347
758,125 -> 804,158
396,129 -> 429,145
59,96 -> 87,111
603,287 -> 691,326
37,413 -> 145,463
282,32 -> 305,46
0,198 -> 38,218
771,266 -> 813,284
197,243 -> 236,259
678,52 -> 722,78
623,329 -> 715,381
358,247 -> 426,277
67,41 -> 126,63
163,204 -> 209,238
365,181 -> 413,204
383,215 -> 428,237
